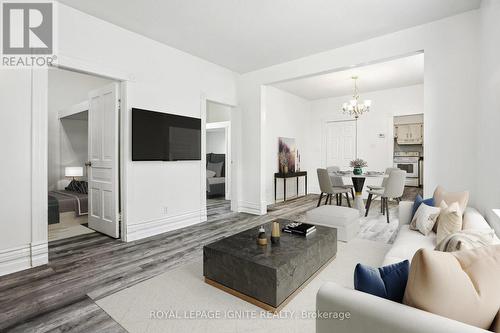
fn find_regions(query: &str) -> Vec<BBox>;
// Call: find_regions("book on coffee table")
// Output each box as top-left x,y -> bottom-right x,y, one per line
282,222 -> 316,236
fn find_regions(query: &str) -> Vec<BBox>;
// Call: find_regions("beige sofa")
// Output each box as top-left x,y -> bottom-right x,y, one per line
316,201 -> 499,333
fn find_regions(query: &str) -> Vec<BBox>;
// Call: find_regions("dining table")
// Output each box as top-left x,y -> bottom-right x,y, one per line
332,172 -> 389,216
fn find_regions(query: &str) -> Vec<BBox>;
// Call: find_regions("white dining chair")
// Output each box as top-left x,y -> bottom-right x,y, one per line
365,170 -> 406,223
326,166 -> 355,200
317,168 -> 351,207
367,167 -> 400,191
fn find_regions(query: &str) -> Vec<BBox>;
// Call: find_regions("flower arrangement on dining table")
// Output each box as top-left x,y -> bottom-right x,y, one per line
350,158 -> 368,175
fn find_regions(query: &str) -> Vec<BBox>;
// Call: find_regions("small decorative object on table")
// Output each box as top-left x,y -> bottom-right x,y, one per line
271,221 -> 281,244
257,226 -> 268,246
282,222 -> 316,236
350,158 -> 368,175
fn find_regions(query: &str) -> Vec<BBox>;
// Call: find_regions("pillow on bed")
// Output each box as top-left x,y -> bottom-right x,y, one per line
65,180 -> 88,194
207,162 -> 224,177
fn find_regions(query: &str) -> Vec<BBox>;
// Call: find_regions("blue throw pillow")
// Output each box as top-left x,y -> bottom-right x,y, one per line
411,195 -> 434,220
354,260 -> 409,303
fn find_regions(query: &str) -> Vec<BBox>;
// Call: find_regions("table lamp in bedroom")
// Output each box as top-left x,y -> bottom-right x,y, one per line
65,166 -> 83,180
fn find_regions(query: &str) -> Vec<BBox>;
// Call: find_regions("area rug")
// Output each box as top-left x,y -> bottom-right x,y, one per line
271,203 -> 400,244
96,238 -> 390,333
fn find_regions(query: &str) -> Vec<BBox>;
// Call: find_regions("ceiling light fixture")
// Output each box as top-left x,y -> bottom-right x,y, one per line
342,76 -> 371,119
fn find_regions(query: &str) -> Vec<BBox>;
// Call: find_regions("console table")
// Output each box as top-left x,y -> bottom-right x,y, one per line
274,171 -> 307,202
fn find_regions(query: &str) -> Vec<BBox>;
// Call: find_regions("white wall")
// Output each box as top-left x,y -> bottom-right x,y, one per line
238,10 -> 479,213
48,68 -> 112,190
206,130 -> 226,154
263,86 -> 309,204
0,2 -> 238,275
307,84 -> 424,193
476,0 -> 500,214
60,116 -> 88,187
55,4 -> 238,241
0,68 -> 48,275
0,69 -> 32,251
207,101 -> 231,123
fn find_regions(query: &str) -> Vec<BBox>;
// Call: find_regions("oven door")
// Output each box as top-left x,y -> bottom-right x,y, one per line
394,162 -> 418,178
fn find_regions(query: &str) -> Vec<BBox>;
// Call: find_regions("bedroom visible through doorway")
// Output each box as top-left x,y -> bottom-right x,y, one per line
47,68 -> 121,241
205,101 -> 232,215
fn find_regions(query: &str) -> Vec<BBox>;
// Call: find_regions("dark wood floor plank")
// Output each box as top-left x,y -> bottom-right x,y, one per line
0,196 -> 321,331
0,190 -> 420,332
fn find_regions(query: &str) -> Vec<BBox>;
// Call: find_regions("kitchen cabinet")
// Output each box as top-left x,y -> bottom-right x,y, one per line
395,123 -> 423,144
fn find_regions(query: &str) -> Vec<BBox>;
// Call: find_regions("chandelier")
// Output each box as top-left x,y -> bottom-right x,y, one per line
342,76 -> 371,119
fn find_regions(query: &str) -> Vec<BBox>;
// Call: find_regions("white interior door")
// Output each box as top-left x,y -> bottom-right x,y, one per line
88,83 -> 120,238
325,120 -> 357,169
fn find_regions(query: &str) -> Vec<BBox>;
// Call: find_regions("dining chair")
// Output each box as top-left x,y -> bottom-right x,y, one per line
317,168 -> 351,207
326,166 -> 355,200
365,170 -> 406,223
367,167 -> 400,191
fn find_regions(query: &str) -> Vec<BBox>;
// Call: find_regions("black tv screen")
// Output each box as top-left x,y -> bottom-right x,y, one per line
132,108 -> 201,161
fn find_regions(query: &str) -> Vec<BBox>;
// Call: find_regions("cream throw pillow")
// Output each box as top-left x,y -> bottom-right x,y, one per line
433,186 -> 469,213
410,203 -> 440,236
403,245 -> 500,330
436,201 -> 463,244
433,186 -> 469,232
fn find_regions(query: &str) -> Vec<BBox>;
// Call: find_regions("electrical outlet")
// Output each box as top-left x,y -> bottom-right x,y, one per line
162,207 -> 168,215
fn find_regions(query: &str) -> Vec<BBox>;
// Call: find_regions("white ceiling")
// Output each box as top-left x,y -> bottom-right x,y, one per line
271,53 -> 424,100
57,0 -> 480,73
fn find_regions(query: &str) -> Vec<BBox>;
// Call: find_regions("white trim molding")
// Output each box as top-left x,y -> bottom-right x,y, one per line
0,245 -> 31,277
0,242 -> 48,277
31,241 -> 49,267
126,210 -> 206,242
31,68 -> 49,269
238,201 -> 266,215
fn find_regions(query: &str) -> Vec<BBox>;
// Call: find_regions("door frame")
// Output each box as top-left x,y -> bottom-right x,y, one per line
206,121 -> 232,200
200,96 -> 237,216
33,55 -> 133,264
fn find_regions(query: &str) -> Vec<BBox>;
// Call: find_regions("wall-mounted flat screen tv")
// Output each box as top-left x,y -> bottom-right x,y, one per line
132,108 -> 201,161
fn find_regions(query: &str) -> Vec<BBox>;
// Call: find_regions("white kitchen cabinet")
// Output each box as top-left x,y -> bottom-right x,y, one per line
395,123 -> 423,144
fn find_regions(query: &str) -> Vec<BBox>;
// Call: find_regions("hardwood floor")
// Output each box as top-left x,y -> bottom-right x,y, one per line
0,194 -> 402,332
0,195 -> 322,332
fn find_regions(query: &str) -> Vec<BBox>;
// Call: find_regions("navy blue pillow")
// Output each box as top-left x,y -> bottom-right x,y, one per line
354,260 -> 409,303
411,195 -> 434,220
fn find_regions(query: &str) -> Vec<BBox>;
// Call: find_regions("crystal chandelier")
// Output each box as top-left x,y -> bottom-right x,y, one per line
342,76 -> 371,119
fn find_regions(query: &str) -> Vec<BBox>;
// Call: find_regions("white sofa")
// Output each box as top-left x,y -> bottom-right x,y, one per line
316,201 -> 499,333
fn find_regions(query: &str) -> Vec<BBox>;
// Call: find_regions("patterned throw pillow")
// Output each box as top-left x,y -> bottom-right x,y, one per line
410,203 -> 441,236
411,195 -> 434,220
65,180 -> 88,194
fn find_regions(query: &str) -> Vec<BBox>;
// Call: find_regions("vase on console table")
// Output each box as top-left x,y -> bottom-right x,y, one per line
353,167 -> 363,175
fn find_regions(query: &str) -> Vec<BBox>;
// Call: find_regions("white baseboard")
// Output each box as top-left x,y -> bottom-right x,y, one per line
238,201 -> 266,215
126,210 -> 206,242
31,241 -> 49,267
0,242 -> 49,277
0,245 -> 30,277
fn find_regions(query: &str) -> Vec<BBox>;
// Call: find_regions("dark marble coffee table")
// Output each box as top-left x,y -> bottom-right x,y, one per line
203,219 -> 337,312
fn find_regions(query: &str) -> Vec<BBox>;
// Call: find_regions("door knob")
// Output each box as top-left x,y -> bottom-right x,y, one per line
85,161 -> 92,167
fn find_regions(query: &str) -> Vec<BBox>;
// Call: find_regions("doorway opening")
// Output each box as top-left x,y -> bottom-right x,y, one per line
205,100 -> 232,216
47,67 -> 121,241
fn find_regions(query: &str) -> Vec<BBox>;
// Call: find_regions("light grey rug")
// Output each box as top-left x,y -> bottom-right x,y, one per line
281,203 -> 400,244
97,238 -> 390,333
